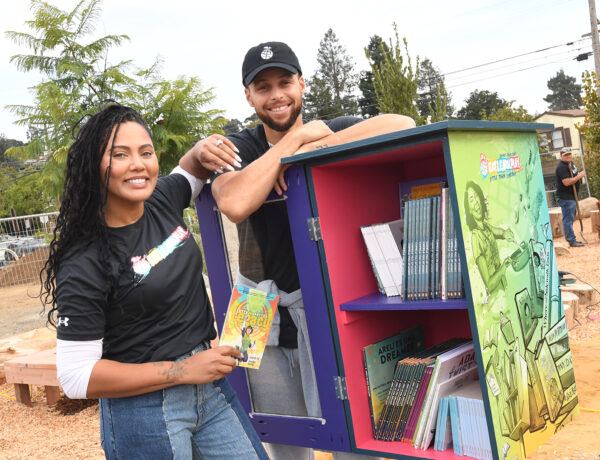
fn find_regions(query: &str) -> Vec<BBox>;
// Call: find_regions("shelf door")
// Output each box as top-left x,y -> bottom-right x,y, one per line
195,179 -> 352,452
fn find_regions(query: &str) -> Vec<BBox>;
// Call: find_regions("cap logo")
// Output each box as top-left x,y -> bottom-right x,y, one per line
261,46 -> 273,60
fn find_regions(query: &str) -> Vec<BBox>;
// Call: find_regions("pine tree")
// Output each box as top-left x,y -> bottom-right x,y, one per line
544,69 -> 582,110
303,29 -> 359,120
359,35 -> 389,118
417,58 -> 453,121
369,24 -> 421,124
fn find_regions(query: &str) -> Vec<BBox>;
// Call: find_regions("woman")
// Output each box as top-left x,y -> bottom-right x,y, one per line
463,180 -> 515,296
41,103 -> 267,459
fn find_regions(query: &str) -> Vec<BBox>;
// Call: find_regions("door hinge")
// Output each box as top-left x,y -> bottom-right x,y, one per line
333,376 -> 348,400
307,217 -> 322,241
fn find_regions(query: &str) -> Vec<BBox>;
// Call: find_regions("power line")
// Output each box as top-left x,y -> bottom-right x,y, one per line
445,44 -> 592,84
446,54 -> 587,90
443,38 -> 588,77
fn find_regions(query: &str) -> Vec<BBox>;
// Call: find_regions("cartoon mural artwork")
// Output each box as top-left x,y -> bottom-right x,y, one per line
449,131 -> 579,460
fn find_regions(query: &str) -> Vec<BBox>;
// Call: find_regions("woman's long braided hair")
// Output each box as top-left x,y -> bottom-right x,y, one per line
41,103 -> 153,327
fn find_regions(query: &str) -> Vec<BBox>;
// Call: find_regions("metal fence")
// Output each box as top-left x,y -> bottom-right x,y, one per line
0,210 -> 205,288
0,212 -> 58,288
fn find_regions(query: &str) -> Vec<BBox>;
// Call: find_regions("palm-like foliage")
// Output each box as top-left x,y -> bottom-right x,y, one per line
4,0 -> 224,203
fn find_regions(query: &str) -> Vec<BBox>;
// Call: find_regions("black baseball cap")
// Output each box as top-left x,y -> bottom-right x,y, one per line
242,42 -> 302,87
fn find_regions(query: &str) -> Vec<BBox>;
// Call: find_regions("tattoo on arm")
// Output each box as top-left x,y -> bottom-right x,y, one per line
152,362 -> 188,383
315,144 -> 328,149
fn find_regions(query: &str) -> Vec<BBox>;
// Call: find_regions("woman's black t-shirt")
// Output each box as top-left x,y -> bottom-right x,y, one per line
56,173 -> 216,363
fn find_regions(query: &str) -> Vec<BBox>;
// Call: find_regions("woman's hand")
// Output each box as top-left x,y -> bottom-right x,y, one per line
194,135 -> 242,173
181,346 -> 242,384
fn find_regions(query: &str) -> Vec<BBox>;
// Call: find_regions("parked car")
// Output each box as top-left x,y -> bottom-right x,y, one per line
7,236 -> 48,257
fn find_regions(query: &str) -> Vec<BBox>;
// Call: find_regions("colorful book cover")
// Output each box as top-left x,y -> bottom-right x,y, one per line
218,285 -> 278,369
363,326 -> 425,436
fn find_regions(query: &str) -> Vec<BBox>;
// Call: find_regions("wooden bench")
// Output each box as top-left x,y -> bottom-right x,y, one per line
4,348 -> 61,406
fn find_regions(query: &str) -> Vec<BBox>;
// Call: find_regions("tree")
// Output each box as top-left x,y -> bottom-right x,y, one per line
577,71 -> 600,198
0,135 -> 24,164
481,101 -> 533,122
358,35 -> 389,118
303,28 -> 359,120
369,24 -> 421,124
0,169 -> 55,217
417,58 -> 453,121
456,90 -> 506,120
221,118 -> 243,135
5,0 -> 224,197
544,69 -> 581,110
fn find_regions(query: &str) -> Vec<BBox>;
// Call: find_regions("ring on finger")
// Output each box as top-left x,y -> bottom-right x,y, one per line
215,139 -> 224,147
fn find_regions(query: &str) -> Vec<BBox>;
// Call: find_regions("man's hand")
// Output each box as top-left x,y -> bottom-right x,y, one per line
297,120 -> 334,146
271,121 -> 334,195
194,134 -> 242,173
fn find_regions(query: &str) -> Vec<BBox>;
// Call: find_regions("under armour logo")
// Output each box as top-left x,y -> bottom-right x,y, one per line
57,317 -> 69,327
261,46 -> 273,60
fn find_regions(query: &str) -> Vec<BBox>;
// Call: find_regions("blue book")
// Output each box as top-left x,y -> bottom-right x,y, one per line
449,397 -> 462,456
434,397 -> 451,451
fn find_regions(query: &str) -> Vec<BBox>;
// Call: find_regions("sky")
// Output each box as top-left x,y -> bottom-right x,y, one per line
0,0 -> 595,141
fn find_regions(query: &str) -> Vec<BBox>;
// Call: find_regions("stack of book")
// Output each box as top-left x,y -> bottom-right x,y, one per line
364,335 -> 478,449
433,378 -> 493,460
360,187 -> 464,300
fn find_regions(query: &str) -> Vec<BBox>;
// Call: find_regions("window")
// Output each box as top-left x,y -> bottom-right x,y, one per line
539,127 -> 572,152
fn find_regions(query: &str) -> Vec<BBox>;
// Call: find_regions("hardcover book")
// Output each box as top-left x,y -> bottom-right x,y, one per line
218,285 -> 279,369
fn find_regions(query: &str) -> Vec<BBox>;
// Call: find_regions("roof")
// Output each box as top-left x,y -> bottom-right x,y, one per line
534,109 -> 587,120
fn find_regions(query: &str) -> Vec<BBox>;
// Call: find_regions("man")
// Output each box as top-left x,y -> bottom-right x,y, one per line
555,147 -> 586,247
192,41 -> 415,459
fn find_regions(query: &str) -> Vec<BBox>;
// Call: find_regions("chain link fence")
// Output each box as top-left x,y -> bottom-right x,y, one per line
0,212 -> 57,288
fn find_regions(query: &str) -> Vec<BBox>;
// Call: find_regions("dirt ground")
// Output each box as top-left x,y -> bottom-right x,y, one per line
0,218 -> 599,459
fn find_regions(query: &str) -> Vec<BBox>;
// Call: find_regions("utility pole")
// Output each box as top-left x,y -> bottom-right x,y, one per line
588,0 -> 600,79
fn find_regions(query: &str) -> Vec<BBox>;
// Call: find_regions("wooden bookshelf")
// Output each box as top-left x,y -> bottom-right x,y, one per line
196,120 -> 580,460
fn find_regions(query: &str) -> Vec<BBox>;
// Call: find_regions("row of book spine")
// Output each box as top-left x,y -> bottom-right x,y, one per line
434,394 -> 492,460
372,338 -> 474,448
403,188 -> 463,300
360,188 -> 464,300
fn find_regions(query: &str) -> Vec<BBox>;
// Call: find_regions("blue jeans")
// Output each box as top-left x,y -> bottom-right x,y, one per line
558,198 -> 577,243
99,342 -> 268,459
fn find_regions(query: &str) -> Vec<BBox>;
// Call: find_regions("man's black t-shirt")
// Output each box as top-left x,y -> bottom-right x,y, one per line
56,174 -> 216,363
224,117 -> 362,347
555,160 -> 580,200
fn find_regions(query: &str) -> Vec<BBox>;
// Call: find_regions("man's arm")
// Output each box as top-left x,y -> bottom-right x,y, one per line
294,114 -> 415,155
561,170 -> 586,187
211,121 -> 334,223
213,114 -> 415,223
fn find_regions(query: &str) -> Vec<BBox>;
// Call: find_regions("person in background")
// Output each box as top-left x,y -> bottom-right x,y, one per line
191,41 -> 415,459
555,147 -> 586,247
41,103 -> 268,459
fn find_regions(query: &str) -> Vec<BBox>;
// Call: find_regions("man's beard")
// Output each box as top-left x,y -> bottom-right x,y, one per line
259,102 -> 303,132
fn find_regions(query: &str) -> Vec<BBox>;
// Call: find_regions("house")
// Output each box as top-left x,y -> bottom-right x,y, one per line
533,109 -> 586,153
533,109 -> 590,200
